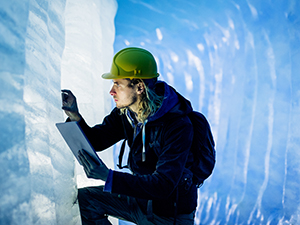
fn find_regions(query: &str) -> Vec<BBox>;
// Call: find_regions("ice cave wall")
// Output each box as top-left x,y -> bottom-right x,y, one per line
114,0 -> 300,224
1,0 -> 300,225
0,0 -> 117,224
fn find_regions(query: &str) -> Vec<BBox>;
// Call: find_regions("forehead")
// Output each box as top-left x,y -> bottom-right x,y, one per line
112,78 -> 130,84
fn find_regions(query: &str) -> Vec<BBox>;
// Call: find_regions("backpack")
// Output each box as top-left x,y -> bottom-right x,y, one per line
117,111 -> 216,187
187,111 -> 216,187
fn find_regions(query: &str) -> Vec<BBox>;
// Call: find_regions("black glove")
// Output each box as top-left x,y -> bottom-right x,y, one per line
78,150 -> 109,181
61,89 -> 81,121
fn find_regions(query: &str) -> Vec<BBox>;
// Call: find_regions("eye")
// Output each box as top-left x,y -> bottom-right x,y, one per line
113,82 -> 120,87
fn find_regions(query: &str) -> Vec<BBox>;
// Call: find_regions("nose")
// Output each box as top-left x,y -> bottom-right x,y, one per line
110,86 -> 116,96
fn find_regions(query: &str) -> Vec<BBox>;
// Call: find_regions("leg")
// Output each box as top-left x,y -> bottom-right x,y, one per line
152,211 -> 195,225
78,185 -> 195,225
78,186 -> 135,225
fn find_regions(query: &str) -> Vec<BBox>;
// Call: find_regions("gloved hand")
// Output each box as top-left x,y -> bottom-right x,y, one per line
61,89 -> 81,121
78,149 -> 109,181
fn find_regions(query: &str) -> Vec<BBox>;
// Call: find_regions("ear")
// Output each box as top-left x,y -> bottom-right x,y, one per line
136,82 -> 145,94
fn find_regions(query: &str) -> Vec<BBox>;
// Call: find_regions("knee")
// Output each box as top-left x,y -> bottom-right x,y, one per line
77,188 -> 90,209
77,186 -> 106,212
77,187 -> 109,223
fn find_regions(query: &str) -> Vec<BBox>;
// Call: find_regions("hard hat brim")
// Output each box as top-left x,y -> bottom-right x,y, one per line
101,72 -> 160,80
102,72 -> 117,79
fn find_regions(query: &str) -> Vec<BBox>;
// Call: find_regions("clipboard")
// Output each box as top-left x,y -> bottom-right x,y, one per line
55,121 -> 101,165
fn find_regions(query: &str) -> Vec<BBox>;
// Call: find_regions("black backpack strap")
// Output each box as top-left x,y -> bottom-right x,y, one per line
117,139 -> 129,169
146,200 -> 154,221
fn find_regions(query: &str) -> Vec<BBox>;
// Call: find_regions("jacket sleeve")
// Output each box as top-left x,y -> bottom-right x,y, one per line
110,116 -> 194,200
77,107 -> 126,151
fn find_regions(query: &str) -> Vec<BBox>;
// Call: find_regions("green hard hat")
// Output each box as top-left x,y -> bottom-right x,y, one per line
102,47 -> 160,79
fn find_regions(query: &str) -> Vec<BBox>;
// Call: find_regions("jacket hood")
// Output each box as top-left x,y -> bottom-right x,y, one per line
130,81 -> 194,164
147,81 -> 193,123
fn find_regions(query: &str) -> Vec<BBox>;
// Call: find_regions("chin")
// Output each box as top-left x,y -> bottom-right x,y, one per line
116,105 -> 125,109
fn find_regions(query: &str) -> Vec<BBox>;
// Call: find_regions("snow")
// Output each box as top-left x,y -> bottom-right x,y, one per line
1,0 -> 300,224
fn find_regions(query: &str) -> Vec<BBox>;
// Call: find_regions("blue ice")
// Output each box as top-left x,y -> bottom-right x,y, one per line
1,0 -> 300,224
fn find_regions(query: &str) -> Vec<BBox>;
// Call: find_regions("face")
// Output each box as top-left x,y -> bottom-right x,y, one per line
109,79 -> 143,112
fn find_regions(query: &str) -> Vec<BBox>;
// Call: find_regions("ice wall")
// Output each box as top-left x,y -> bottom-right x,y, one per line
61,0 -> 117,189
114,0 -> 300,224
0,0 -> 116,224
2,0 -> 300,224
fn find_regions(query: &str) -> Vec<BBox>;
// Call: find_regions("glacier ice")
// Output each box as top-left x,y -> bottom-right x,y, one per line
1,0 -> 300,224
0,0 -> 116,224
114,0 -> 300,224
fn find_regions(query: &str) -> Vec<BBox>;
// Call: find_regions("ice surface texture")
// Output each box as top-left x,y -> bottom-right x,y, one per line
0,0 -> 116,224
1,0 -> 300,224
114,0 -> 300,224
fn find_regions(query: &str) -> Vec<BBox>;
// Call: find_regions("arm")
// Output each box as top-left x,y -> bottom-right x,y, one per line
78,107 -> 126,151
61,90 -> 126,151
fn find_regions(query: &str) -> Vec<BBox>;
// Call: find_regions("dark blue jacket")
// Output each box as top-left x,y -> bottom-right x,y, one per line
78,81 -> 197,217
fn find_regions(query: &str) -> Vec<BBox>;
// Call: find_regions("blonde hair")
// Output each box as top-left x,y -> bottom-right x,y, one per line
120,79 -> 164,123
